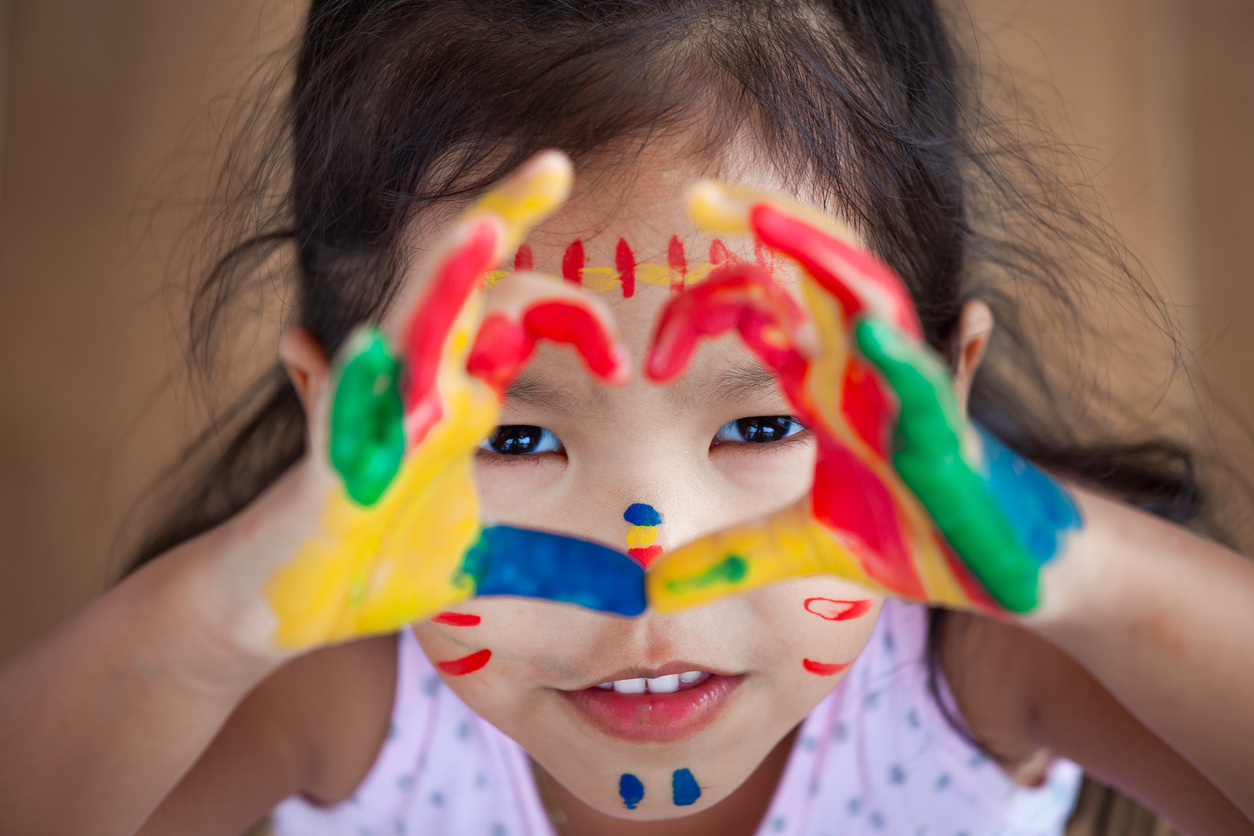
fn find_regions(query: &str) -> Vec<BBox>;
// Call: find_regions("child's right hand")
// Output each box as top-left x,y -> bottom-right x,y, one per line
205,152 -> 643,659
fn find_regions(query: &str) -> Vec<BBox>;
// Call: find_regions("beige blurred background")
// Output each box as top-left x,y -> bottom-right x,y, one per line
0,0 -> 1251,667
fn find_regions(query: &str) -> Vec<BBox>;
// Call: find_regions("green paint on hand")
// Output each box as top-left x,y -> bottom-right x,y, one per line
664,554 -> 749,596
854,317 -> 1079,613
328,326 -> 405,506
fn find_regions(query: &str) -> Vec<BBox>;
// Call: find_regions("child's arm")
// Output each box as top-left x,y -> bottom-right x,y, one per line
0,151 -> 631,836
645,181 -> 1254,827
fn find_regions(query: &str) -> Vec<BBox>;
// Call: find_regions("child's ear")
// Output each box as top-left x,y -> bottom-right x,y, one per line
279,328 -> 331,413
951,299 -> 994,417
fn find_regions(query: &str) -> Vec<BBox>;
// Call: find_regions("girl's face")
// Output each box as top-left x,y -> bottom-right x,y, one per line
409,157 -> 884,820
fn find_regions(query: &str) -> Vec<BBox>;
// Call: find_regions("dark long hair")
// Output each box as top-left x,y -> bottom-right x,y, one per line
133,1 -> 1214,830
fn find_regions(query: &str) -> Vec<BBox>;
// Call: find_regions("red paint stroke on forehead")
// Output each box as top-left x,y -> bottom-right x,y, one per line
616,237 -> 636,298
562,238 -> 585,286
667,235 -> 687,294
514,243 -> 534,272
803,598 -> 873,621
432,612 -> 482,627
627,545 -> 663,568
437,649 -> 492,676
802,658 -> 852,676
709,239 -> 732,265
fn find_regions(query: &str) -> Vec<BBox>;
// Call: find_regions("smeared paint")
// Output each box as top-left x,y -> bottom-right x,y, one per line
803,597 -> 873,621
328,327 -> 405,506
437,649 -> 492,676
624,503 -> 664,526
662,554 -> 748,596
672,769 -> 701,806
667,235 -> 687,293
562,238 -> 585,286
432,611 -> 482,627
514,243 -> 534,271
462,526 -> 646,617
644,181 -> 1080,616
616,237 -> 636,298
619,774 -> 645,810
802,658 -> 851,676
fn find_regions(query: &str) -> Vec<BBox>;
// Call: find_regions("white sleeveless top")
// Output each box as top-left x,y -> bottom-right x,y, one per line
272,601 -> 1082,835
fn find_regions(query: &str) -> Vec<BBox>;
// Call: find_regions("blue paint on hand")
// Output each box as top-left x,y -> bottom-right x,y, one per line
977,426 -> 1082,566
672,768 -> 701,806
619,773 -> 645,809
623,503 -> 663,527
461,526 -> 647,617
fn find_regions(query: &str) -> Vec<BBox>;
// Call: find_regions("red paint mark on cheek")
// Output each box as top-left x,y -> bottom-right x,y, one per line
431,612 -> 482,627
514,243 -> 534,271
802,658 -> 852,676
627,545 -> 664,568
616,237 -> 636,298
667,235 -> 687,293
437,649 -> 492,676
562,238 -> 585,285
804,598 -> 873,621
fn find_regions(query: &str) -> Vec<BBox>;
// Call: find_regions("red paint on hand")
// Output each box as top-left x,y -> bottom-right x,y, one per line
803,597 -> 873,621
562,238 -> 585,286
747,204 -> 923,340
403,218 -> 501,446
432,612 -> 483,627
627,545 -> 664,568
616,237 -> 636,298
802,658 -> 851,676
437,649 -> 492,676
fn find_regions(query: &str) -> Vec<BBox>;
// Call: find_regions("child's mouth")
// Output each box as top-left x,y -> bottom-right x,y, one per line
559,667 -> 742,742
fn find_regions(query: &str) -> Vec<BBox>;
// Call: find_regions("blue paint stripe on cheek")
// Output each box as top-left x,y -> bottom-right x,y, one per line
619,773 -> 644,809
672,768 -> 701,806
461,525 -> 647,617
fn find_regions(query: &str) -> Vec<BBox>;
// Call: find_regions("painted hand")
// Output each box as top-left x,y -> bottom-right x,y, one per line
644,183 -> 1080,615
264,152 -> 645,651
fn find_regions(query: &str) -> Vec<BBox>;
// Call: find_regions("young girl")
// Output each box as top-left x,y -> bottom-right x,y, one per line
1,2 -> 1252,835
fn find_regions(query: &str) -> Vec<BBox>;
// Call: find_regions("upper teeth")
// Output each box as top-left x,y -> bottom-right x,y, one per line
595,671 -> 711,693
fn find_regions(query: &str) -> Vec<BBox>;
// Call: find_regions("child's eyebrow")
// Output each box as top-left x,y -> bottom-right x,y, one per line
669,361 -> 786,408
502,371 -> 606,414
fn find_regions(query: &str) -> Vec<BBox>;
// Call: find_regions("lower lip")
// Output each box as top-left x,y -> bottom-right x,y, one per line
560,675 -> 742,742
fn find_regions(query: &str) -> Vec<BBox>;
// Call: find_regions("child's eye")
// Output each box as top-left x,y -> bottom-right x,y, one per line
713,416 -> 806,445
478,425 -> 563,456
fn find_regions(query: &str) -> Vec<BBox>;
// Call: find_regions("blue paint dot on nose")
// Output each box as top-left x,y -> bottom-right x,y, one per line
672,768 -> 701,806
619,773 -> 644,809
624,503 -> 663,527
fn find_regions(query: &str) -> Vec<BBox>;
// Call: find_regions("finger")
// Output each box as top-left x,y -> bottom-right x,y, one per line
327,326 -> 405,506
400,151 -> 574,441
644,261 -> 812,384
646,501 -> 886,613
466,272 -> 630,394
685,180 -> 923,339
853,317 -> 962,456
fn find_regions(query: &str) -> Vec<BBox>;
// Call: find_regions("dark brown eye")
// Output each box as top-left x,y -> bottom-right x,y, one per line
714,416 -> 805,444
478,425 -> 561,455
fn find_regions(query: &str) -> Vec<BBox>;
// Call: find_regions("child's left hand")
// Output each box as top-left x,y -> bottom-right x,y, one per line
644,182 -> 1081,616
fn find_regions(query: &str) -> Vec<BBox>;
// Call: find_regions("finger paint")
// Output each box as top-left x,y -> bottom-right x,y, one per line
662,554 -> 748,596
437,649 -> 492,676
619,774 -> 645,810
802,658 -> 851,676
328,327 -> 405,506
672,769 -> 701,806
562,238 -> 584,286
431,612 -> 482,626
462,526 -> 647,617
616,237 -> 636,298
803,597 -> 873,621
514,243 -> 534,271
624,503 -> 664,568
